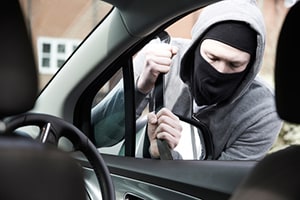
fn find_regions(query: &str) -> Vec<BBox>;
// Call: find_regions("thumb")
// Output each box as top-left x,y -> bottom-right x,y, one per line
147,112 -> 157,140
171,46 -> 178,56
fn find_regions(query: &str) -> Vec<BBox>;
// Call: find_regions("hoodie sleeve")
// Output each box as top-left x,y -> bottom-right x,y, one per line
218,109 -> 283,161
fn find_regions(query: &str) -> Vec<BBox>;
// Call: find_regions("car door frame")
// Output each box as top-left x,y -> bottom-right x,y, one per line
33,1 -> 259,199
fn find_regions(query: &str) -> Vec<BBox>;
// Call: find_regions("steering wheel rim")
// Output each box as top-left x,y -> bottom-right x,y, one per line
4,112 -> 115,200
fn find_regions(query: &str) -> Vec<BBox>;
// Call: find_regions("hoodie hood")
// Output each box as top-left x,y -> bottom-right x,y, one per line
180,0 -> 266,104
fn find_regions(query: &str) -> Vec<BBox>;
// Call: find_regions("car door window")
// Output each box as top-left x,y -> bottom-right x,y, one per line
88,10 -> 215,160
90,59 -> 138,157
89,36 -> 212,160
91,69 -> 126,155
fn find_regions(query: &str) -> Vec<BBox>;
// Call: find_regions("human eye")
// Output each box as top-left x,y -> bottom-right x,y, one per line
229,62 -> 239,68
228,61 -> 248,73
207,54 -> 218,62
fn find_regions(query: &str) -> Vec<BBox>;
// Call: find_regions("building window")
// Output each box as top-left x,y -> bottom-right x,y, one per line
57,44 -> 65,53
37,37 -> 80,74
42,58 -> 50,68
43,43 -> 51,53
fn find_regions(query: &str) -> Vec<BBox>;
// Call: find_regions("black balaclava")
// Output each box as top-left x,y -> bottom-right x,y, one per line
192,21 -> 257,106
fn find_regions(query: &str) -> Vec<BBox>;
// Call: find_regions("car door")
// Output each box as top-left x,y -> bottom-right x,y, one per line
73,30 -> 257,200
29,0 -> 259,199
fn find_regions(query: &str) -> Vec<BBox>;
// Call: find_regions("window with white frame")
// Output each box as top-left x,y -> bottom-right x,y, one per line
37,37 -> 80,74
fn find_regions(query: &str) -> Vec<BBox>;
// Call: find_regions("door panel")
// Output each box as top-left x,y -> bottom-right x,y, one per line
78,154 -> 257,200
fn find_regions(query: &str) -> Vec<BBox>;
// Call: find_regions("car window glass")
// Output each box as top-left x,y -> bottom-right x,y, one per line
131,2 -> 294,160
88,3 -> 294,160
18,0 -> 113,91
88,10 -> 210,160
91,69 -> 126,155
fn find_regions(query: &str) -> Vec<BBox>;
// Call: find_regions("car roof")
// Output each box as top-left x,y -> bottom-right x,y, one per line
102,0 -> 218,37
104,0 -> 217,37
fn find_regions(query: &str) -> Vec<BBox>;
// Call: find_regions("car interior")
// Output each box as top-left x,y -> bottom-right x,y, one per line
0,1 -> 114,200
0,1 -> 85,200
1,0 -> 299,200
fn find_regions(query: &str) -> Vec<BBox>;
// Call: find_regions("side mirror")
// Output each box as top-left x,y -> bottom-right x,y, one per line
175,115 -> 214,160
138,114 -> 214,160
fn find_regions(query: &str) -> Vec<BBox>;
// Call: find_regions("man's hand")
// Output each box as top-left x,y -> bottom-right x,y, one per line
137,43 -> 178,94
147,108 -> 182,158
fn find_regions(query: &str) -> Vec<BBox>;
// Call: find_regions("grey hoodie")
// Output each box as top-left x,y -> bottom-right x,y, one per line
134,0 -> 283,160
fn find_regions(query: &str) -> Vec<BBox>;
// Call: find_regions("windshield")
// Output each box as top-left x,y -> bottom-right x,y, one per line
19,0 -> 113,91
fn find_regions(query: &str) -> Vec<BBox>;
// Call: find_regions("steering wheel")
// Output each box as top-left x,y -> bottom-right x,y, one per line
3,112 -> 115,200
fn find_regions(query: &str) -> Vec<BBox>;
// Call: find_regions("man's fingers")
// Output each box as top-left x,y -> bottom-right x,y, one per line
147,112 -> 157,124
155,122 -> 181,140
156,108 -> 182,128
156,131 -> 180,149
146,58 -> 171,74
147,112 -> 158,140
171,46 -> 178,57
